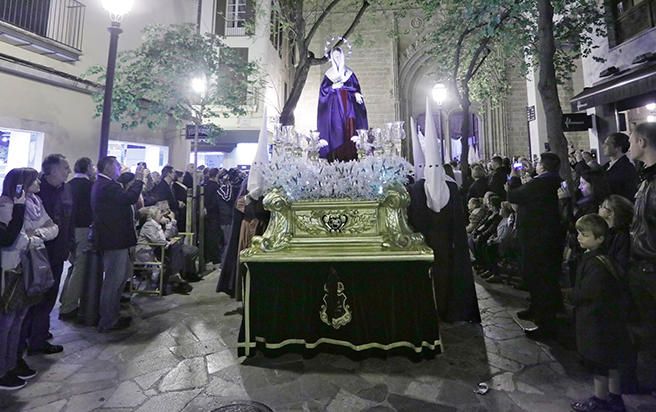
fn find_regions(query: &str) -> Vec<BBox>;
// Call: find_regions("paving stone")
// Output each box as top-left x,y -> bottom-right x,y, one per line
134,367 -> 171,390
357,383 -> 389,403
103,381 -> 147,408
403,381 -> 439,403
68,370 -> 118,384
387,393 -> 457,411
64,388 -> 114,412
205,376 -> 248,398
435,379 -> 481,406
170,339 -> 228,359
38,363 -> 83,382
159,357 -> 208,391
325,388 -> 377,412
134,389 -> 202,412
206,349 -> 237,374
24,399 -> 67,412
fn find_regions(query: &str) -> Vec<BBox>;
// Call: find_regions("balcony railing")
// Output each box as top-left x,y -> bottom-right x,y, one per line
0,0 -> 85,51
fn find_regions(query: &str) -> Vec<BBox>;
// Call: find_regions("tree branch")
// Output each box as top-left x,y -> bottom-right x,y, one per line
304,0 -> 344,45
309,0 -> 371,65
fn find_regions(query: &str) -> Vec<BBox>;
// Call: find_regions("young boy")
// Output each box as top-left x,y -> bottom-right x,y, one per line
571,213 -> 630,412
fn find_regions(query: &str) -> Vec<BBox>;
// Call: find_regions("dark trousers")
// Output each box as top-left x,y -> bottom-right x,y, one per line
204,217 -> 222,264
518,235 -> 563,326
18,260 -> 64,353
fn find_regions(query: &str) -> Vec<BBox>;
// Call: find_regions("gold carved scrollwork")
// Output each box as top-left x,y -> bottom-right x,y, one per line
295,209 -> 376,235
242,189 -> 292,258
380,185 -> 431,252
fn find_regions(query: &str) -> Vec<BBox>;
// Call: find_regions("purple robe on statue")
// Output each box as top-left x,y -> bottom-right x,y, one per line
317,71 -> 368,162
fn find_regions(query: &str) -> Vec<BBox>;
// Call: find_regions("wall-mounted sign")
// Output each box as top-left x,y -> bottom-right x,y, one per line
527,106 -> 536,122
562,113 -> 593,132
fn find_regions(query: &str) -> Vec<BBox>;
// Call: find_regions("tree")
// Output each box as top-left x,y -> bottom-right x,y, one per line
534,0 -> 605,181
419,0 -> 604,181
86,23 -> 261,134
418,0 -> 529,179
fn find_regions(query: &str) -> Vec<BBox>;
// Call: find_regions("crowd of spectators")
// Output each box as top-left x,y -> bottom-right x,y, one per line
0,154 -> 247,391
458,123 -> 655,411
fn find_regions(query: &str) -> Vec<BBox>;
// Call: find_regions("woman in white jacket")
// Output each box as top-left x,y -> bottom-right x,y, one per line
0,168 -> 58,389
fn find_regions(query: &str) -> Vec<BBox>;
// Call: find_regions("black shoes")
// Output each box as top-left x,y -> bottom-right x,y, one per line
28,342 -> 64,355
0,373 -> 26,391
571,396 -> 612,412
98,316 -> 132,333
11,358 -> 37,380
516,309 -> 535,321
58,308 -> 79,322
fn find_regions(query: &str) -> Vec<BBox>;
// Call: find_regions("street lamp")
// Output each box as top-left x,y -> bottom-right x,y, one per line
98,0 -> 134,160
432,83 -> 448,162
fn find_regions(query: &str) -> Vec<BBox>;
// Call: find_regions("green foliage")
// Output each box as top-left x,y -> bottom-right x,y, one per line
85,23 -> 262,131
418,0 -> 605,106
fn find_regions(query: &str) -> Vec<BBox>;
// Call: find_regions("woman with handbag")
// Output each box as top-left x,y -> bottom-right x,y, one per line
0,170 -> 29,389
0,168 -> 58,390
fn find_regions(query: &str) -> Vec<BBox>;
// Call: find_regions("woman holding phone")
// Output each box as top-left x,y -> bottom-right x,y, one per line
0,168 -> 58,390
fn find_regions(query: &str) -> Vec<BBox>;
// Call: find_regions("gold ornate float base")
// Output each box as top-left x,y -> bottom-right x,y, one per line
241,185 -> 433,262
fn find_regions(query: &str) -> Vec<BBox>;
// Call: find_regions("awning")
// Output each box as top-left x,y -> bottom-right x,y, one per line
570,61 -> 656,112
195,129 -> 260,153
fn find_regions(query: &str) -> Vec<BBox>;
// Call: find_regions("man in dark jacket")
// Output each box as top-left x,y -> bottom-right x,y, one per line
627,123 -> 656,386
487,156 -> 507,198
172,170 -> 188,232
92,156 -> 144,332
59,157 -> 95,321
507,152 -> 564,340
152,165 -> 179,219
25,154 -> 73,354
601,132 -> 640,201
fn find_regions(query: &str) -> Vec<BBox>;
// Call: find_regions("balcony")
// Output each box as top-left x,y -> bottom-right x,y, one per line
0,0 -> 85,62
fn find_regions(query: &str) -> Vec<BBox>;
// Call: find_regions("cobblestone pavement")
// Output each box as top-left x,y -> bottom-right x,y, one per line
1,270 -> 655,412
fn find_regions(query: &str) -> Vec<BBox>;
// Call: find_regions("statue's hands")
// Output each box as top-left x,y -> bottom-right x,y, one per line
331,81 -> 343,89
355,93 -> 364,104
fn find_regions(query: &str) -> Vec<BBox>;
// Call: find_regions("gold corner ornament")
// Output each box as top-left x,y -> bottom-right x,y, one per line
240,186 -> 433,262
320,280 -> 352,330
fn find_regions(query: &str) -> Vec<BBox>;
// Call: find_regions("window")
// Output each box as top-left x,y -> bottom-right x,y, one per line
609,0 -> 656,45
226,0 -> 247,35
214,0 -> 252,37
0,127 -> 45,188
269,2 -> 283,57
0,0 -> 86,52
108,140 -> 169,173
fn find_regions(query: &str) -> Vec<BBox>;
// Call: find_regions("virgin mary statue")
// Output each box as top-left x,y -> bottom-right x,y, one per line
317,47 -> 368,162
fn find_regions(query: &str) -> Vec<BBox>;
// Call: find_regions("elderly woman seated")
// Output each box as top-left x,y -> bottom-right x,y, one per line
135,206 -> 192,295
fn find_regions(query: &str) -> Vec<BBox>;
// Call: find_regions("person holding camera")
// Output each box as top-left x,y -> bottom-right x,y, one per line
507,153 -> 565,340
92,157 -> 144,332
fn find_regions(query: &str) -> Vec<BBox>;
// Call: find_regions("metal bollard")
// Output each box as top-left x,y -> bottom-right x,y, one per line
78,250 -> 102,326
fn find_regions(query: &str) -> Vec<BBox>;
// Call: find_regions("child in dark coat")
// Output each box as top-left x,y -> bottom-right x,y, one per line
570,214 -> 630,412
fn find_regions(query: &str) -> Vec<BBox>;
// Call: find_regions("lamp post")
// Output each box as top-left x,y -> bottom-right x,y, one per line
190,76 -> 208,268
98,0 -> 134,160
190,75 -> 208,190
432,83 -> 448,164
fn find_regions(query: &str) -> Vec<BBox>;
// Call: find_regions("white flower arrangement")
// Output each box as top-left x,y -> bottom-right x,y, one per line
255,152 -> 413,201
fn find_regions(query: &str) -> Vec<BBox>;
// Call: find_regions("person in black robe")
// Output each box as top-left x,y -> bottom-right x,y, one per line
407,178 -> 481,323
203,168 -> 222,265
216,177 -> 247,296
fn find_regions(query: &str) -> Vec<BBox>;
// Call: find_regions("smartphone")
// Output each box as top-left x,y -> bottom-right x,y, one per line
560,181 -> 568,190
513,162 -> 523,170
15,184 -> 23,198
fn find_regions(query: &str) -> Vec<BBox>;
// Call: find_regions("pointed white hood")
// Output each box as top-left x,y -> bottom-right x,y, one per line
411,117 -> 425,180
247,106 -> 269,199
423,97 -> 450,213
